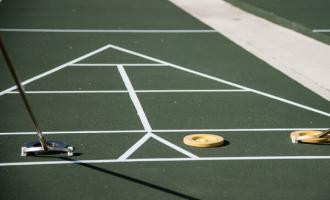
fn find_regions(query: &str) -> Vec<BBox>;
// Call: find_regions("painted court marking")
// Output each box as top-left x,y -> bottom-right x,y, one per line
149,132 -> 198,158
7,89 -> 248,94
118,133 -> 151,160
0,28 -> 217,33
117,64 -> 198,159
152,128 -> 330,133
7,90 -> 128,94
0,128 -> 328,136
0,43 -> 329,166
106,43 -> 330,117
1,43 -> 328,117
0,44 -> 112,96
0,130 -> 146,136
313,29 -> 330,33
135,89 -> 248,93
1,156 -> 330,167
117,65 -> 152,132
71,63 -> 168,67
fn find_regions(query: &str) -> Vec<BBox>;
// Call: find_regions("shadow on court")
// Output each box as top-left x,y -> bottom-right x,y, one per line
34,154 -> 200,200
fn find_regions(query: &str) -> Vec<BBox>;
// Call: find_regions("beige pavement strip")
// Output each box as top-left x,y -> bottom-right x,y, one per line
170,0 -> 330,100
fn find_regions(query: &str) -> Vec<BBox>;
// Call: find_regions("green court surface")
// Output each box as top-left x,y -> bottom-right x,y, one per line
0,0 -> 330,199
225,0 -> 330,44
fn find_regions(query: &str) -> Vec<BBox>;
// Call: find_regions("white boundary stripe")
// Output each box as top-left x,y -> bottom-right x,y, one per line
152,128 -> 330,132
0,128 -> 328,136
0,130 -> 146,136
313,29 -> 330,33
136,89 -> 248,93
117,65 -> 152,132
7,90 -> 128,94
150,133 -> 199,158
6,89 -> 248,94
106,44 -> 330,117
0,44 -> 112,96
1,156 -> 330,167
0,28 -> 217,33
70,63 -> 168,66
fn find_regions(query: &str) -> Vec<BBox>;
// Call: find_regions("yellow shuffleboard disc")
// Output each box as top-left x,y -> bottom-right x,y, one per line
290,130 -> 328,144
183,134 -> 224,147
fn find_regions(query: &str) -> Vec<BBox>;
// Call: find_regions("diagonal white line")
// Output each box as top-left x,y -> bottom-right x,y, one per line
117,65 -> 198,159
106,43 -> 330,117
0,44 -> 112,96
117,65 -> 152,132
117,133 -> 152,160
150,133 -> 199,158
117,64 -> 153,159
1,156 -> 330,167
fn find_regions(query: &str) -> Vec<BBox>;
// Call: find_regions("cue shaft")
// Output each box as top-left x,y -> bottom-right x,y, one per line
0,37 -> 48,151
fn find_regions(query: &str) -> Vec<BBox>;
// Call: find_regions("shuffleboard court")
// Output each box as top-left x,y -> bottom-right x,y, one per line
0,0 -> 329,199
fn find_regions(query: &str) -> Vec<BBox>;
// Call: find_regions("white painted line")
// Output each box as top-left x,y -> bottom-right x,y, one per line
152,128 -> 330,133
0,28 -> 217,33
166,64 -> 330,117
136,89 -> 249,93
70,63 -> 168,67
0,130 -> 146,136
7,90 -> 128,94
7,89 -> 248,94
1,156 -> 330,167
0,128 -> 328,136
0,44 -> 112,96
118,133 -> 152,160
313,29 -> 330,33
117,65 -> 198,159
117,64 -> 154,159
106,43 -> 330,117
117,65 -> 152,132
150,133 -> 199,158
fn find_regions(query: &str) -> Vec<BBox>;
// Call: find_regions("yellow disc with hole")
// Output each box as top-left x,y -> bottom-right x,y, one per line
183,134 -> 224,147
290,130 -> 328,144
